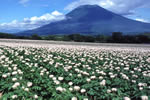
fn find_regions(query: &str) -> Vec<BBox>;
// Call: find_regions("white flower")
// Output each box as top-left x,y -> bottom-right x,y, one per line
22,86 -> 25,89
68,82 -> 73,86
8,67 -> 12,71
12,82 -> 20,89
77,74 -> 82,77
107,89 -> 111,93
7,73 -> 10,76
141,96 -> 148,100
124,97 -> 131,100
110,75 -> 116,78
46,72 -> 49,75
99,76 -> 103,79
138,83 -> 147,87
56,86 -> 64,92
49,75 -> 54,78
13,66 -> 17,70
80,89 -> 86,93
130,71 -> 134,74
18,70 -> 23,74
54,80 -> 60,85
146,58 -> 150,63
20,77 -> 22,80
131,80 -> 136,83
100,80 -> 106,86
139,87 -> 143,90
58,77 -> 64,81
34,95 -> 38,99
11,95 -> 18,99
12,71 -> 17,75
24,88 -> 29,91
86,78 -> 91,82
74,86 -> 80,91
69,87 -> 73,91
12,78 -> 17,81
40,72 -> 44,76
27,82 -> 33,87
112,88 -> 117,92
63,88 -> 66,92
2,74 -> 7,78
91,76 -> 96,79
72,97 -> 77,100
52,77 -> 57,81
69,73 -> 72,76
124,67 -> 129,70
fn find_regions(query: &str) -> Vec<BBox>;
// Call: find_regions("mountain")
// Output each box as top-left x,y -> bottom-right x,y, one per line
18,5 -> 150,36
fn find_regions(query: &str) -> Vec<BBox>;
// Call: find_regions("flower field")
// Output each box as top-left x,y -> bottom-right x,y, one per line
0,39 -> 150,100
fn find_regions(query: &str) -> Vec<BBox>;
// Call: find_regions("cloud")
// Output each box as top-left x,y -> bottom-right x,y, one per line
135,18 -> 149,23
0,11 -> 66,33
19,0 -> 30,5
65,0 -> 150,15
51,11 -> 64,16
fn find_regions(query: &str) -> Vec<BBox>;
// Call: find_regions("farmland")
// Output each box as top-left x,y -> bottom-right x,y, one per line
0,39 -> 150,100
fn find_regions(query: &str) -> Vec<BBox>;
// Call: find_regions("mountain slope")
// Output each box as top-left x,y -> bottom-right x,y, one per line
18,5 -> 150,36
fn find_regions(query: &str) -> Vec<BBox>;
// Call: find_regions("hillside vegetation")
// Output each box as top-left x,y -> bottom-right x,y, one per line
0,32 -> 150,43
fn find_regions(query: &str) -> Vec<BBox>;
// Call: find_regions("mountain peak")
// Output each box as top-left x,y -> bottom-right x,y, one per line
69,4 -> 108,12
66,4 -> 114,21
77,4 -> 101,9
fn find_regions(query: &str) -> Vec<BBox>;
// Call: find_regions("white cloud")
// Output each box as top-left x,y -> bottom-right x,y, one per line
52,11 -> 63,16
135,18 -> 149,23
0,11 -> 66,33
65,0 -> 150,15
19,0 -> 30,5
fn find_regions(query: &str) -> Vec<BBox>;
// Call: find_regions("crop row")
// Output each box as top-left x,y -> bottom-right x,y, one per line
0,46 -> 150,100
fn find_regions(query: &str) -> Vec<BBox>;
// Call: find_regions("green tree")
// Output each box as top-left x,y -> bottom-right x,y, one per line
31,34 -> 42,40
112,32 -> 123,43
95,35 -> 107,43
68,34 -> 84,42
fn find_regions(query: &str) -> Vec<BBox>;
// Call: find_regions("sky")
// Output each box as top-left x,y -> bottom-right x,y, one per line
0,0 -> 150,33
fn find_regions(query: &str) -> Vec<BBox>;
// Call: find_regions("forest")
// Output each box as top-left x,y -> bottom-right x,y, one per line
0,32 -> 150,43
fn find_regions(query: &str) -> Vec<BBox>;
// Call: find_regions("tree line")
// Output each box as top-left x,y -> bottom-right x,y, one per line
0,32 -> 150,43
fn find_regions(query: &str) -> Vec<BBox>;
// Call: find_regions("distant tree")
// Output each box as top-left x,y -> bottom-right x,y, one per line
122,35 -> 135,43
84,35 -> 95,42
31,34 -> 41,40
136,35 -> 150,43
68,34 -> 84,42
54,36 -> 65,41
0,32 -> 17,39
62,35 -> 71,41
112,32 -> 123,43
43,35 -> 56,40
95,35 -> 107,42
143,32 -> 150,38
18,36 -> 29,39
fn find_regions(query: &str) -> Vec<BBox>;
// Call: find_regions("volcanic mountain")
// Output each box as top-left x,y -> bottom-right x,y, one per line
18,5 -> 150,36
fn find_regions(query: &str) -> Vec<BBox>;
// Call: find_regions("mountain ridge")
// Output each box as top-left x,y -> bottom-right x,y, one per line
17,4 -> 150,36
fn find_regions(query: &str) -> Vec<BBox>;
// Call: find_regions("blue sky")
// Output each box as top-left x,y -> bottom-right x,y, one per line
0,0 -> 73,23
0,0 -> 150,33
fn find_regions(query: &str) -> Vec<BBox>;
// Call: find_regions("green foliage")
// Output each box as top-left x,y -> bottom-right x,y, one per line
31,34 -> 42,40
0,46 -> 149,99
112,32 -> 123,43
0,32 -> 150,43
0,32 -> 17,39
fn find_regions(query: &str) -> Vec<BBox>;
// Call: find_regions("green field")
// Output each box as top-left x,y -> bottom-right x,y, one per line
0,39 -> 150,100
